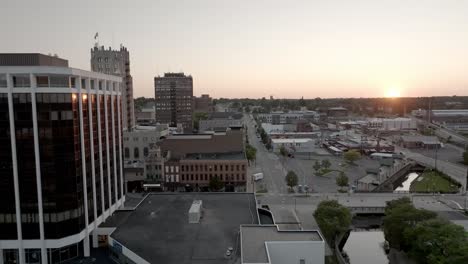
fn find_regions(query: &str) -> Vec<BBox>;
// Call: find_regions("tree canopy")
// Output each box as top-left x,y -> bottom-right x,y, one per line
344,150 -> 361,164
279,145 -> 288,157
314,200 -> 352,247
381,197 -> 468,263
285,171 -> 298,189
383,198 -> 437,250
336,172 -> 348,190
245,144 -> 257,164
463,151 -> 468,165
209,176 -> 223,191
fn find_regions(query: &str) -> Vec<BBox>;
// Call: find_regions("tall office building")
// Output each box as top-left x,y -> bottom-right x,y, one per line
0,54 -> 125,264
154,72 -> 193,131
91,45 -> 135,131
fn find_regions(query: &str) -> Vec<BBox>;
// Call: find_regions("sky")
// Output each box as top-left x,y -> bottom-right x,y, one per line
1,0 -> 468,99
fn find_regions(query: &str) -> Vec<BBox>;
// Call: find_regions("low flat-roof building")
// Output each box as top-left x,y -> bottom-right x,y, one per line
271,138 -> 315,154
240,225 -> 324,264
398,135 -> 442,149
199,112 -> 243,132
98,193 -> 259,264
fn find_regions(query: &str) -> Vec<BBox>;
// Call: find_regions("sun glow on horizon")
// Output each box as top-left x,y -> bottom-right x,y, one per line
384,87 -> 401,98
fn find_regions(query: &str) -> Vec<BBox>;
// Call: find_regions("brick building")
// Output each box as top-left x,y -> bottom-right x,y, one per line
193,94 -> 214,113
154,72 -> 193,131
158,128 -> 247,190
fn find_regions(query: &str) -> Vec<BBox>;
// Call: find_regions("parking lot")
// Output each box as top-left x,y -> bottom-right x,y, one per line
282,153 -> 381,193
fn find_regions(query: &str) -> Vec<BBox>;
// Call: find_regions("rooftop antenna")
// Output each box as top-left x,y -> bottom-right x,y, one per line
94,32 -> 99,48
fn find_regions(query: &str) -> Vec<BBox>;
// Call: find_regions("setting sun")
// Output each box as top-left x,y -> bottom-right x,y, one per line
384,87 -> 401,98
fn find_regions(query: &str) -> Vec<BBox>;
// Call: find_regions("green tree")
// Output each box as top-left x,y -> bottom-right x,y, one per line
245,144 -> 257,165
314,200 -> 352,247
321,159 -> 331,169
335,172 -> 349,191
279,145 -> 288,157
244,105 -> 251,113
404,218 -> 468,264
313,160 -> 322,173
344,150 -> 361,164
463,151 -> 468,165
383,198 -> 437,250
209,176 -> 224,191
285,171 -> 298,190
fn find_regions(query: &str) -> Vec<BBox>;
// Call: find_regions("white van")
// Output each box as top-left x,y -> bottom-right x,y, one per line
253,173 -> 264,181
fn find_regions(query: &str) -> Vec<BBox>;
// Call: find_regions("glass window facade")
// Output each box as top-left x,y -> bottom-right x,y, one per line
36,93 -> 85,239
0,93 -> 17,239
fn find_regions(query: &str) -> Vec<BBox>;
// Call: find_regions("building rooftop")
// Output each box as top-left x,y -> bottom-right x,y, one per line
400,135 -> 440,144
107,193 -> 258,264
184,152 -> 245,160
271,138 -> 312,144
0,53 -> 68,67
240,225 -> 323,264
160,130 -> 244,159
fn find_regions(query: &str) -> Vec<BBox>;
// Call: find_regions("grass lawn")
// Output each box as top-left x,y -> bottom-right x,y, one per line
410,171 -> 460,193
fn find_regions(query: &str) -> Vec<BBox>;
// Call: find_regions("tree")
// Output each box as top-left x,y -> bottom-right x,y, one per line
344,150 -> 361,164
335,172 -> 348,191
321,159 -> 331,169
279,145 -> 288,157
463,151 -> 468,165
383,198 -> 437,250
285,171 -> 298,190
265,141 -> 272,150
404,218 -> 468,264
313,161 -> 321,173
245,144 -> 257,165
314,200 -> 352,247
244,106 -> 251,113
209,176 -> 224,191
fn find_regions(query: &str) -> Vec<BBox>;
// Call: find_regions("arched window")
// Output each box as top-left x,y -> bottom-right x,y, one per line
124,147 -> 130,159
134,147 -> 139,159
144,147 -> 149,157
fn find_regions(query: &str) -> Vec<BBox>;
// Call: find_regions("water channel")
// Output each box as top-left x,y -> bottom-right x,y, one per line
394,172 -> 419,192
343,230 -> 388,264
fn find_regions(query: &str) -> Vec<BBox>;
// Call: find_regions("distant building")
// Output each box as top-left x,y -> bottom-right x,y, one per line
154,73 -> 193,131
257,110 -> 319,124
135,103 -> 156,125
193,94 -> 214,113
123,125 -> 169,191
271,138 -> 315,154
0,54 -> 124,263
326,107 -> 348,118
158,129 -> 247,191
398,135 -> 442,149
91,45 -> 135,131
430,109 -> 468,132
367,117 -> 417,131
199,112 -> 243,132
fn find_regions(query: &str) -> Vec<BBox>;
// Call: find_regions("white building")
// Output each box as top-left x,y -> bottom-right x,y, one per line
271,138 -> 315,153
367,117 -> 417,131
123,125 -> 169,162
240,225 -> 325,264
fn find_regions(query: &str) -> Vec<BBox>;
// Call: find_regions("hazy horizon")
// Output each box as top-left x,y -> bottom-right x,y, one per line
1,0 -> 468,98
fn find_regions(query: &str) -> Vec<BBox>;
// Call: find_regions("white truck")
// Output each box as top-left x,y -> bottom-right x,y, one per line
253,173 -> 264,181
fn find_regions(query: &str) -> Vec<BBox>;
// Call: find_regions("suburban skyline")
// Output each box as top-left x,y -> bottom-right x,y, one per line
1,0 -> 468,98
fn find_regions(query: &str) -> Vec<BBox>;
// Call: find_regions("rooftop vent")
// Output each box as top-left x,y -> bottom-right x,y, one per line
188,200 -> 203,224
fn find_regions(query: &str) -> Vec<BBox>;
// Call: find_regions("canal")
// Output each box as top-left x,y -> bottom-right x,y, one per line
343,230 -> 388,264
394,172 -> 419,192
